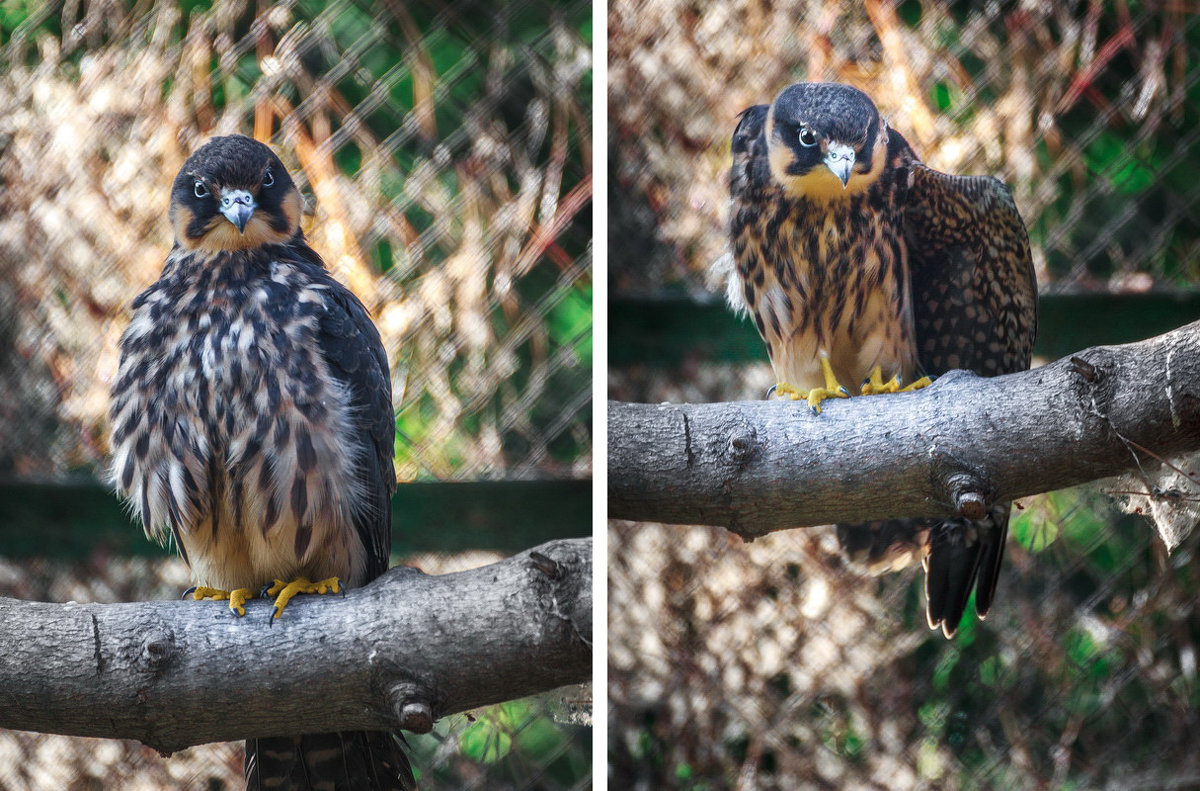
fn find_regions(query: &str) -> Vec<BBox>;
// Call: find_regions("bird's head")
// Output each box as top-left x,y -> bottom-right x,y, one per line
170,135 -> 302,252
765,82 -> 888,202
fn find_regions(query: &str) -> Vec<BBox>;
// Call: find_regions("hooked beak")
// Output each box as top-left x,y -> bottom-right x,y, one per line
823,142 -> 856,187
220,189 -> 256,233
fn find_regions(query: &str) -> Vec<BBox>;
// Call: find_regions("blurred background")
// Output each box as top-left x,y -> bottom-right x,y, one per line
0,0 -> 591,789
609,1 -> 1200,789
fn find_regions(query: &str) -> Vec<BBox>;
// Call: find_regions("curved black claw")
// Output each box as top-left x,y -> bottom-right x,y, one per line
181,586 -> 197,600
765,384 -> 778,398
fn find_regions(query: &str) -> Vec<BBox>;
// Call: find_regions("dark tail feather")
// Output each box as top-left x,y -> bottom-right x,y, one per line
924,507 -> 1010,639
246,731 -> 415,791
972,507 -> 1010,619
837,510 -> 1011,639
923,522 -> 983,639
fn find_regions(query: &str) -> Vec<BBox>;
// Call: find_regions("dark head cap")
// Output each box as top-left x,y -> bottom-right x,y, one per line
172,135 -> 294,196
770,83 -> 879,145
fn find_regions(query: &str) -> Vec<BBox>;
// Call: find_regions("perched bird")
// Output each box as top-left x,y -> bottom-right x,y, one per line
728,82 -> 1038,638
108,134 -> 413,789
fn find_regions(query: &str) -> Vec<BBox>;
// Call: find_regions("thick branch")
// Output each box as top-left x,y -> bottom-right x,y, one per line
0,538 -> 591,753
609,320 -> 1200,537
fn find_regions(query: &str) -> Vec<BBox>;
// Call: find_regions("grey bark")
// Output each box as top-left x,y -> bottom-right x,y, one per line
0,538 -> 591,753
608,320 -> 1200,538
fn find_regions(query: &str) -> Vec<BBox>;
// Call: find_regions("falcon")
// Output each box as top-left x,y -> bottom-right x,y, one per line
108,134 -> 413,789
728,82 -> 1038,638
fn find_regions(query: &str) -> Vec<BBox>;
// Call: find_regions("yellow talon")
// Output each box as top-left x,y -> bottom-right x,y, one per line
803,387 -> 842,414
191,585 -> 257,616
773,355 -> 850,415
900,375 -> 933,392
774,382 -> 805,400
266,576 -> 342,619
861,365 -> 900,395
860,366 -> 934,395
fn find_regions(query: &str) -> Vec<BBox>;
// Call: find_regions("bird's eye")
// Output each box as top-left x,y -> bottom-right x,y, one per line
798,126 -> 818,147
193,180 -> 209,199
262,168 -> 274,188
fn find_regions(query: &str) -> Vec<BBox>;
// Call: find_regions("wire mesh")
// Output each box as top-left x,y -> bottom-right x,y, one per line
608,1 -> 1200,789
0,0 -> 591,788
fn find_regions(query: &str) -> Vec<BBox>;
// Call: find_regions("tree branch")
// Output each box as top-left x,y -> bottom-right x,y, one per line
608,320 -> 1200,538
0,538 -> 591,753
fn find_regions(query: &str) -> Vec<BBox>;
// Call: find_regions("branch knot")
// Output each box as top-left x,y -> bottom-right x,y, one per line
388,682 -> 436,734
946,472 -> 990,520
137,626 -> 177,673
724,411 -> 759,468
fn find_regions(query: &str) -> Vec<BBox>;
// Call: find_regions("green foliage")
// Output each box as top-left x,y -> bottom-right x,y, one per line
1011,505 -> 1059,551
459,709 -> 515,763
0,0 -> 56,47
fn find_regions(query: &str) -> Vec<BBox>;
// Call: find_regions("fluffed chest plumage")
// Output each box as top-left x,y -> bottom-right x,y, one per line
108,248 -> 369,589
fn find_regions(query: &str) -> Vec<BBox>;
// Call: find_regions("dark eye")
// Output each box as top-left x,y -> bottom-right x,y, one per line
193,180 -> 209,198
798,126 -> 818,147
262,168 -> 274,188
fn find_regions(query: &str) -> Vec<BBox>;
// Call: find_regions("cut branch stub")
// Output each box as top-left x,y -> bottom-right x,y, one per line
529,551 -> 562,579
946,472 -> 990,520
137,625 -> 177,673
722,410 -> 760,468
399,702 -> 434,735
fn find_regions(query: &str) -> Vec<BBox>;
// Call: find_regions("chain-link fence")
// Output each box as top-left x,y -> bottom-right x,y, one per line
0,0 -> 591,788
609,2 -> 1200,789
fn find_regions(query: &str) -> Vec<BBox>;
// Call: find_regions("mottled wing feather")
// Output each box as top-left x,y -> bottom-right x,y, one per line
306,252 -> 396,582
907,159 -> 1037,635
905,162 -> 1038,378
730,104 -> 772,196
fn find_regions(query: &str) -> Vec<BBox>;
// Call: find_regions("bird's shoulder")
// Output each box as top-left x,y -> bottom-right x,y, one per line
261,241 -> 390,403
883,126 -> 919,174
899,142 -> 1038,376
730,104 -> 773,197
891,128 -> 1024,249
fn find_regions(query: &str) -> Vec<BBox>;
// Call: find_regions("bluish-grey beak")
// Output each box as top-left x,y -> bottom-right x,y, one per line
220,189 -> 256,233
824,142 -> 856,187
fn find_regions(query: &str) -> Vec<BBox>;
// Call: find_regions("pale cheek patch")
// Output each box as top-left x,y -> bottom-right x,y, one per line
170,204 -> 194,245
767,142 -> 795,188
280,190 -> 301,235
